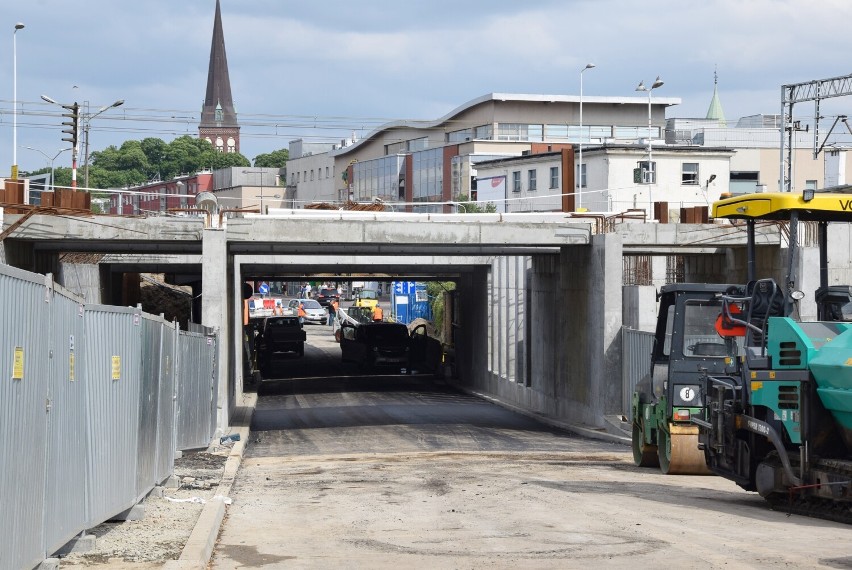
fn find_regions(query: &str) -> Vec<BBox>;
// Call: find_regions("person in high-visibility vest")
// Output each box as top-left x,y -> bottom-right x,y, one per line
373,305 -> 383,321
298,302 -> 307,325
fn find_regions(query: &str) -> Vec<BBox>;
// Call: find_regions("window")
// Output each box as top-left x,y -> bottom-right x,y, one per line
682,163 -> 699,185
550,166 -> 559,189
512,171 -> 521,192
448,128 -> 473,143
497,123 -> 543,141
528,169 -> 537,192
635,161 -> 656,184
311,170 -> 314,181
326,167 -> 330,178
805,180 -> 818,190
474,124 -> 493,139
577,163 -> 587,189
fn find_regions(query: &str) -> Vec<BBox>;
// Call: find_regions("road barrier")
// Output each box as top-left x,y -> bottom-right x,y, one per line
0,264 -> 217,570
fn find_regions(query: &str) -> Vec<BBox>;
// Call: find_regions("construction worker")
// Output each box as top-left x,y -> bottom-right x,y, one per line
330,299 -> 339,326
373,304 -> 383,321
298,302 -> 307,325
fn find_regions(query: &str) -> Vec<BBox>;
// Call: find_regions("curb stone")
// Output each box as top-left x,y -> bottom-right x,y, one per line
163,392 -> 258,569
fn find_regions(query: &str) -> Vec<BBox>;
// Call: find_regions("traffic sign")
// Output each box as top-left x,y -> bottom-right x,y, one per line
258,282 -> 270,295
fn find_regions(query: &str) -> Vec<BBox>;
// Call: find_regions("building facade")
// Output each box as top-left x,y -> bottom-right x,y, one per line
285,93 -> 680,212
109,172 -> 214,215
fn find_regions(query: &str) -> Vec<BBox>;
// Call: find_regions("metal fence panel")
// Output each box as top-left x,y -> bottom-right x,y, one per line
622,327 -> 655,420
83,305 -> 143,527
0,265 -> 49,570
175,330 -> 216,450
43,279 -> 89,555
208,333 -> 218,439
136,314 -> 164,501
155,321 -> 178,483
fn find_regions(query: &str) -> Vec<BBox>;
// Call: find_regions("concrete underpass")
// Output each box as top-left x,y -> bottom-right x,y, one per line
4,207 -> 789,438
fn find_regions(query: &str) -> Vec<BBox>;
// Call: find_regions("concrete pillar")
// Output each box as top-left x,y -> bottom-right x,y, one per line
201,228 -> 230,433
558,232 -> 623,426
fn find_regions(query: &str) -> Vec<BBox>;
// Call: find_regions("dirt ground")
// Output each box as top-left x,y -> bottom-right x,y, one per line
58,451 -> 229,568
211,449 -> 852,569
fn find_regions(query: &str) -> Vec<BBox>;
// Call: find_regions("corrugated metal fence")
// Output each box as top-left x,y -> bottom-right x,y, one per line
621,327 -> 655,421
0,264 -> 218,570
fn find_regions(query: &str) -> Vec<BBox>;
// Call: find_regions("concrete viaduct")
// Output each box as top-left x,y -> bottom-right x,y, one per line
1,208 -> 790,434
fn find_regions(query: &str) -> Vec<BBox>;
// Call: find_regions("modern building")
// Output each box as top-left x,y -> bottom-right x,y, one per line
285,92 -> 681,212
198,0 -> 240,154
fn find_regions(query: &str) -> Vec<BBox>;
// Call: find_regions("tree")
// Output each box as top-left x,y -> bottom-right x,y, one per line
88,135 -> 250,186
456,193 -> 496,213
426,281 -> 456,339
254,149 -> 289,168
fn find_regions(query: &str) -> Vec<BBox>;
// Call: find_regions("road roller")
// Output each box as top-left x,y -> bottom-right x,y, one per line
632,283 -> 748,474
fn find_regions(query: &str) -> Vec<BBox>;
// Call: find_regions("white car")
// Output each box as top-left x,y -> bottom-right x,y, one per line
289,298 -> 327,324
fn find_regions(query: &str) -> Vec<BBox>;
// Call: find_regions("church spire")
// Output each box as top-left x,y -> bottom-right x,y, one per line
199,0 -> 240,153
705,67 -> 727,127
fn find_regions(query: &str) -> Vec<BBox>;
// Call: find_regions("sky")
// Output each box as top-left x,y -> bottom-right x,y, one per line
3,0 -> 852,176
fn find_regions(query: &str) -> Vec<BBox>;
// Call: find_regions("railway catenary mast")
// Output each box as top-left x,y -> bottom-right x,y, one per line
781,72 -> 852,192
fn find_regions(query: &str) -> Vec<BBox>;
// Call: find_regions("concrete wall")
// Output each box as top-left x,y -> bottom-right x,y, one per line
457,234 -> 623,429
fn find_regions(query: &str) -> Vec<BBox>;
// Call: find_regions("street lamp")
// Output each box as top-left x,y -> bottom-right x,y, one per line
635,76 -> 664,218
578,62 -> 595,210
24,146 -> 71,191
12,22 -> 25,179
83,99 -> 124,188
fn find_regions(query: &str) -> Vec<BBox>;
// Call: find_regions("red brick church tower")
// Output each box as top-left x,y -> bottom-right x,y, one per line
198,0 -> 240,153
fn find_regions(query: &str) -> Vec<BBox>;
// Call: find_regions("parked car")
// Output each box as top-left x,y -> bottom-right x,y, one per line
315,288 -> 341,307
288,298 -> 326,324
339,321 -> 414,372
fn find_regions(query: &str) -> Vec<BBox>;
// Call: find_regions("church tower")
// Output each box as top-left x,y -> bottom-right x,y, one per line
705,68 -> 727,127
199,0 -> 240,153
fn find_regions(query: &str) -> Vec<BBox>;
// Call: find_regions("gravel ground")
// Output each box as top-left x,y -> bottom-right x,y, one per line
58,450 -> 229,568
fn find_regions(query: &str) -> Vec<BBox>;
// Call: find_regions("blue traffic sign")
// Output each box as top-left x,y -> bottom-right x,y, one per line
258,282 -> 269,295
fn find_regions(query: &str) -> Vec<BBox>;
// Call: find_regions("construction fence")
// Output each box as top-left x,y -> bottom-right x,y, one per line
621,326 -> 655,421
0,263 -> 218,570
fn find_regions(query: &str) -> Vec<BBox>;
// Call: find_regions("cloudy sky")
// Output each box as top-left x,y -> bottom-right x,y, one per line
2,0 -> 851,175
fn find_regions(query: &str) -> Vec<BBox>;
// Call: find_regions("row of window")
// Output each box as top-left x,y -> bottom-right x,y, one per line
447,123 -> 661,144
506,162 -> 708,193
291,166 -> 332,185
511,167 -> 561,192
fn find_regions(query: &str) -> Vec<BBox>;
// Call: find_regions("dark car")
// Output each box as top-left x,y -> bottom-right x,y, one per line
256,316 -> 306,368
315,288 -> 340,307
339,321 -> 412,372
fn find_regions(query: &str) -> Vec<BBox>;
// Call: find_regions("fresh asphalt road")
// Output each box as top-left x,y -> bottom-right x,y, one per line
213,322 -> 852,569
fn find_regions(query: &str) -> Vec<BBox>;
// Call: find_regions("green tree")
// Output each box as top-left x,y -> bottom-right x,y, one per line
254,149 -> 289,169
456,193 -> 496,214
426,281 -> 456,339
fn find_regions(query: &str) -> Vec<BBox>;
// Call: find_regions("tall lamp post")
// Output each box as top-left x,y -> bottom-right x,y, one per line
83,99 -> 124,188
635,76 -> 664,218
12,22 -> 25,179
578,62 -> 595,210
24,146 -> 71,191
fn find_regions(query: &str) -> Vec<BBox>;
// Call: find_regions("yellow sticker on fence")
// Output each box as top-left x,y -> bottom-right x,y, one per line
69,351 -> 75,382
111,356 -> 121,381
12,346 -> 24,380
